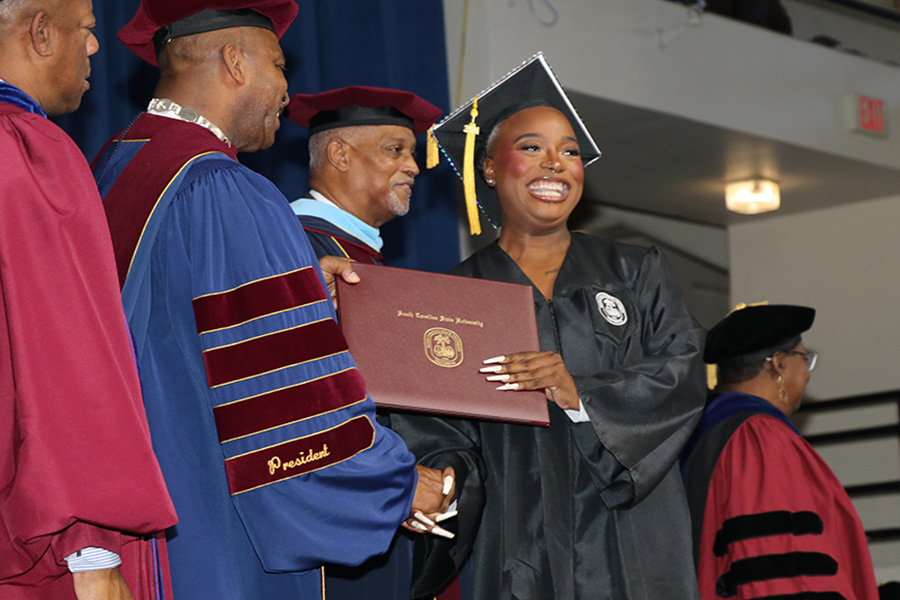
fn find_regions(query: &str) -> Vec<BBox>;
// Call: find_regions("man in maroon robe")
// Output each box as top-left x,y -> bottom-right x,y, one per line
0,1 -> 177,598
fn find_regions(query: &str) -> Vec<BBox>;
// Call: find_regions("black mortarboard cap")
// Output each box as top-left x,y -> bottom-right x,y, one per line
429,52 -> 601,235
705,304 -> 816,366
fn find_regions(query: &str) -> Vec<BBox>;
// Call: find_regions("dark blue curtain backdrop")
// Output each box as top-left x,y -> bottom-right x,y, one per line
54,0 -> 461,272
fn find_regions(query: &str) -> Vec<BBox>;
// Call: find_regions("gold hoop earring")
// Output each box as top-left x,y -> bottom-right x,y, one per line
777,374 -> 788,405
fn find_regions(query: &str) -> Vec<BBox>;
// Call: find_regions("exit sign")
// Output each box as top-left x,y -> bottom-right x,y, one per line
843,93 -> 888,137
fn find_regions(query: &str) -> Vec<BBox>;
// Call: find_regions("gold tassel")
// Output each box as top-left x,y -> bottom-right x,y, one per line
707,363 -> 718,391
426,127 -> 439,169
462,97 -> 481,236
729,300 -> 768,315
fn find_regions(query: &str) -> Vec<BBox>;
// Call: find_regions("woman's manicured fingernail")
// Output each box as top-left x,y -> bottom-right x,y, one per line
431,526 -> 455,539
414,511 -> 435,526
436,510 -> 458,523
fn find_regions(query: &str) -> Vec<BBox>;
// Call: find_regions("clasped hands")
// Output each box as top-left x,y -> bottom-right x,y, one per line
319,259 -> 578,528
402,465 -> 457,539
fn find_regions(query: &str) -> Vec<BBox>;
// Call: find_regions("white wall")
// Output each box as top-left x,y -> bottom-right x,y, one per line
580,206 -> 730,270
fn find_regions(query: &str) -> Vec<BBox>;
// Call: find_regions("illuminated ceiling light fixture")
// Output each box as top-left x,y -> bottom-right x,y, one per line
725,179 -> 780,215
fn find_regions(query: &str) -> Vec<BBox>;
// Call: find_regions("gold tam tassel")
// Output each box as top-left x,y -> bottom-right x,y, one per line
729,300 -> 768,315
462,98 -> 481,235
707,364 -> 718,391
426,127 -> 439,169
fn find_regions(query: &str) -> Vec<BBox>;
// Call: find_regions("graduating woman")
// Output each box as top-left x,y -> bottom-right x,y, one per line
395,54 -> 706,599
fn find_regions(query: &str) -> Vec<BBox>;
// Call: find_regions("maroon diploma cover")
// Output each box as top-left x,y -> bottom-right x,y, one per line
336,263 -> 549,425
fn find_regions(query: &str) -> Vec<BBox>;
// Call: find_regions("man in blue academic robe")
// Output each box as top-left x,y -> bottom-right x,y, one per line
92,3 -> 453,599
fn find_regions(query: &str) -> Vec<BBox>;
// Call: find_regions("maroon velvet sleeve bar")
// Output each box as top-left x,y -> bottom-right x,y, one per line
336,263 -> 549,425
213,368 -> 367,443
202,318 -> 348,388
193,266 -> 325,333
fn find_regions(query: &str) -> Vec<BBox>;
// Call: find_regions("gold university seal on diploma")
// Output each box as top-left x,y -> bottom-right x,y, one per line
424,327 -> 464,368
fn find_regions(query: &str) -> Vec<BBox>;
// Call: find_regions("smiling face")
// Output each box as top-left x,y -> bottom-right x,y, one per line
230,28 -> 288,152
343,124 -> 419,227
482,106 -> 584,235
42,0 -> 98,116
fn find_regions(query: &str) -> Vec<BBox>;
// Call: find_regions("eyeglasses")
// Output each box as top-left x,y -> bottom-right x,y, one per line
785,350 -> 817,372
766,350 -> 817,372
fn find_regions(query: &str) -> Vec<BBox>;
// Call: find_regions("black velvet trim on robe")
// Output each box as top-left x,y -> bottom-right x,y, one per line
749,592 -> 847,600
717,552 -> 839,598
714,510 -> 824,556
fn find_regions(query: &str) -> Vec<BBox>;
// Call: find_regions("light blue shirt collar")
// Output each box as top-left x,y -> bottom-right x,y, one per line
290,190 -> 384,252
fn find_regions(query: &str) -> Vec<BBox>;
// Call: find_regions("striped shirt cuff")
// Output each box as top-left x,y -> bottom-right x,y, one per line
65,547 -> 122,572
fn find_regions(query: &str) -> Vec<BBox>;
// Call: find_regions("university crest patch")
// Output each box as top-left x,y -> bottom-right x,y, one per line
595,292 -> 627,326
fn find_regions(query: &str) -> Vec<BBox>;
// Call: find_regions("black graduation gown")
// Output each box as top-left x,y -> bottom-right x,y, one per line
394,232 -> 706,599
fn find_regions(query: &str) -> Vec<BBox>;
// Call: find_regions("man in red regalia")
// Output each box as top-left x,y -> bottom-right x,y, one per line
0,0 -> 177,598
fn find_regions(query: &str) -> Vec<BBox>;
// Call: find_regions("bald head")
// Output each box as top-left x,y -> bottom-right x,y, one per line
158,28 -> 232,74
0,0 -> 97,116
154,26 -> 288,154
